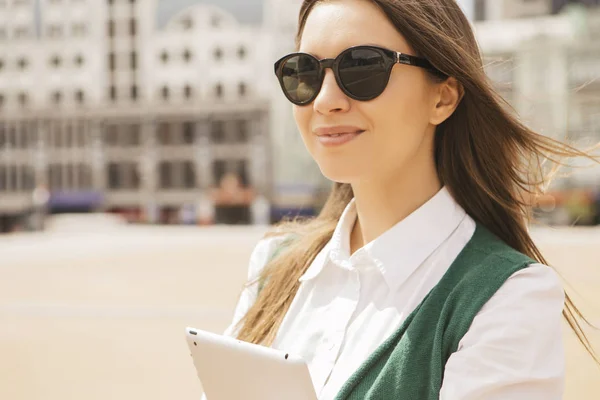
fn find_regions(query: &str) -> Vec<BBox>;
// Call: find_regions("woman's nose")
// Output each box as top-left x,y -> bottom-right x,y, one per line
313,69 -> 351,115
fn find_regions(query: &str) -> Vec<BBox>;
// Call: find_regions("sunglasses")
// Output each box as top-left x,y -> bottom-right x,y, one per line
274,45 -> 446,106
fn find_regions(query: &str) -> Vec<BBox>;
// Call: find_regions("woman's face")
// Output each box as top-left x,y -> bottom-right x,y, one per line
294,0 -> 444,185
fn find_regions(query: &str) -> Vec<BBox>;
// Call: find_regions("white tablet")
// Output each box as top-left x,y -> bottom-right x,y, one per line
185,327 -> 318,400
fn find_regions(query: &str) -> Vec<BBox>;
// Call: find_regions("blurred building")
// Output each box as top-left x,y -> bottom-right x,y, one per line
468,0 -> 600,224
0,0 -> 274,231
2,0 -> 599,232
263,0 -> 330,222
473,1 -> 600,187
472,0 -> 600,20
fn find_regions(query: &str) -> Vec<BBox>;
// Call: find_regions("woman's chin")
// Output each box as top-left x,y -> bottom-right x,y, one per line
318,166 -> 361,184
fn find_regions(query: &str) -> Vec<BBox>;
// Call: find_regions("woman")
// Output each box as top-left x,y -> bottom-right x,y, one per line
224,0 -> 598,399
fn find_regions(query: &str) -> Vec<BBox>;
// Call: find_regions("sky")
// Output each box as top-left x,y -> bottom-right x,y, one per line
156,0 -> 264,27
156,0 -> 473,28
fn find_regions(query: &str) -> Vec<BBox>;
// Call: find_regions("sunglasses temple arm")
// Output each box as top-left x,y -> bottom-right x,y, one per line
396,52 -> 447,77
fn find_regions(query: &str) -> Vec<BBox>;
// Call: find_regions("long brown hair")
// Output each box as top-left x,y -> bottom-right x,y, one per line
236,0 -> 599,361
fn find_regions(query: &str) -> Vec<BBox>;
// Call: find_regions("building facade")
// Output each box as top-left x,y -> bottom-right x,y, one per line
1,0 -> 599,232
0,0 -> 274,231
474,4 -> 600,188
473,0 -> 600,21
263,0 -> 331,221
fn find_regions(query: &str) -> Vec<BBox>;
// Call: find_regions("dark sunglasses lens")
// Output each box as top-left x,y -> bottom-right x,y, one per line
280,55 -> 320,104
338,48 -> 388,99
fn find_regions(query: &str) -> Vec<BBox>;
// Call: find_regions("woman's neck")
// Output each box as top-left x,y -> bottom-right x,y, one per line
349,170 -> 442,256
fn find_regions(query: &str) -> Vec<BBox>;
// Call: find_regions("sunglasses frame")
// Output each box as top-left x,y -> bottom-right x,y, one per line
274,45 -> 446,106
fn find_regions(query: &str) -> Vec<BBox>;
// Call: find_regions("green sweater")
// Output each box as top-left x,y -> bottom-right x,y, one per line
332,223 -> 535,399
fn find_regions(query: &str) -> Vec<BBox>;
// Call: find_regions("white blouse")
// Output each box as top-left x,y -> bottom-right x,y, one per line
224,187 -> 565,400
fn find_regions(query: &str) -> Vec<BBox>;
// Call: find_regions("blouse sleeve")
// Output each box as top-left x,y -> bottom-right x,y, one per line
222,234 -> 293,338
440,263 -> 565,400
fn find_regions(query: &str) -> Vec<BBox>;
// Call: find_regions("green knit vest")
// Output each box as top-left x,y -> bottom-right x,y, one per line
264,224 -> 535,399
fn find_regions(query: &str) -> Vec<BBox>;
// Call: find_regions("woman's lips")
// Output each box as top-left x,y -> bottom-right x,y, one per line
315,130 -> 364,146
314,126 -> 366,137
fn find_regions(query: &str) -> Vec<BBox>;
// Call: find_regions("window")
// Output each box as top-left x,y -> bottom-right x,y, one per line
109,125 -> 138,147
212,160 -> 227,186
130,164 -> 140,189
474,0 -> 486,21
109,85 -> 117,101
131,85 -> 138,100
215,83 -> 223,99
67,164 -> 77,188
130,51 -> 137,69
64,125 -> 74,148
0,59 -> 4,71
19,125 -> 29,148
72,23 -> 87,36
47,164 -> 57,190
74,54 -> 84,67
75,123 -> 86,147
0,166 -> 5,192
107,163 -> 120,189
236,120 -> 249,143
127,124 -> 141,146
22,166 -> 34,191
183,49 -> 192,62
129,18 -> 137,36
51,164 -> 64,190
160,51 -> 169,64
75,90 -> 85,104
104,124 -> 118,146
9,165 -> 17,191
181,16 -> 193,30
52,125 -> 64,147
184,85 -> 193,99
211,121 -> 225,144
161,86 -> 170,101
214,48 -> 223,61
183,161 -> 196,188
17,57 -> 29,70
159,162 -> 172,188
18,92 -> 28,107
78,164 -> 92,190
46,25 -> 63,38
238,46 -> 246,59
183,122 -> 195,144
108,20 -> 115,37
7,126 -> 16,147
157,122 -> 171,145
50,55 -> 61,68
236,160 -> 249,187
239,82 -> 247,97
211,15 -> 221,28
0,94 -> 4,108
0,28 -> 6,39
108,52 -> 116,70
52,91 -> 62,105
15,26 -> 30,38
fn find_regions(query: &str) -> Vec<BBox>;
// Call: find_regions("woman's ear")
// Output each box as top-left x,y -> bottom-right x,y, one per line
430,77 -> 463,126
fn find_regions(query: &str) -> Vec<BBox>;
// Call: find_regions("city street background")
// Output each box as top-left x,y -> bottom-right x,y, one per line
0,218 -> 598,399
1,0 -> 600,399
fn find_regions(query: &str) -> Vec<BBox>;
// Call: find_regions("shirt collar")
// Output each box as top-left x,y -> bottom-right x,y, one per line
299,187 -> 467,290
